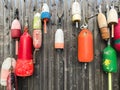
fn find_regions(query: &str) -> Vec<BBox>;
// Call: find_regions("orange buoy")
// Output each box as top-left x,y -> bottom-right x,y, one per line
78,28 -> 93,62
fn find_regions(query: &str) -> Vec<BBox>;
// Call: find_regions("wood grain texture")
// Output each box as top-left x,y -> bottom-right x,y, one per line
0,0 -> 120,90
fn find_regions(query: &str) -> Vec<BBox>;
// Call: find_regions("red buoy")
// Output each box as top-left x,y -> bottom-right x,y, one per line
78,28 -> 94,62
114,18 -> 120,51
15,18 -> 33,77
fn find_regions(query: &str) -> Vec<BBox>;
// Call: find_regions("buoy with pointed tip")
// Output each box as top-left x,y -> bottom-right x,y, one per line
108,6 -> 118,38
15,17 -> 34,77
78,28 -> 94,62
97,6 -> 110,40
41,3 -> 51,33
72,1 -> 81,28
114,18 -> 120,51
33,12 -> 42,49
55,29 -> 64,49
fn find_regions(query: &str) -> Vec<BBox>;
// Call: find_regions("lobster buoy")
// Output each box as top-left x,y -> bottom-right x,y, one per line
72,1 -> 81,28
33,12 -> 42,49
102,44 -> 117,73
78,28 -> 93,62
0,57 -> 16,86
15,19 -> 33,77
11,9 -> 21,56
107,6 -> 118,38
55,29 -> 64,49
11,19 -> 21,38
41,3 -> 51,33
11,19 -> 21,55
97,12 -> 110,40
114,18 -> 120,51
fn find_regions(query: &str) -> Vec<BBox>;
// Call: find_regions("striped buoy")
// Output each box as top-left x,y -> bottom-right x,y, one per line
41,3 -> 51,33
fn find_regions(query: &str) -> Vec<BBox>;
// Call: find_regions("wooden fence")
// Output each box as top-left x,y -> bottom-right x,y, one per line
0,0 -> 120,90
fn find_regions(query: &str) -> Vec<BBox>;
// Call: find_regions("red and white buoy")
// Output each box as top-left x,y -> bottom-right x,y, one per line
0,57 -> 16,86
11,9 -> 21,56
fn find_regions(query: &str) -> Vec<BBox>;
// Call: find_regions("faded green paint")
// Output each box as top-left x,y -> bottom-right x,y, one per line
33,13 -> 42,29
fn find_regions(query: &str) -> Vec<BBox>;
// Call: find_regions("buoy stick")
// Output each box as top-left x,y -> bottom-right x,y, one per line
108,73 -> 112,90
44,19 -> 47,33
33,49 -> 39,64
111,24 -> 114,38
15,39 -> 18,55
76,22 -> 78,28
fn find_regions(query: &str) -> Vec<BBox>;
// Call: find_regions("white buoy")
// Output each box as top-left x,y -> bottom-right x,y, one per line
55,29 -> 64,49
108,8 -> 118,25
98,13 -> 108,28
0,57 -> 16,86
72,1 -> 81,28
108,6 -> 118,38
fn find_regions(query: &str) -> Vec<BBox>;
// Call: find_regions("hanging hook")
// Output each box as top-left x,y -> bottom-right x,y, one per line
80,23 -> 88,29
24,16 -> 29,32
25,16 -> 28,26
33,6 -> 36,12
111,1 -> 114,9
15,8 -> 19,19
